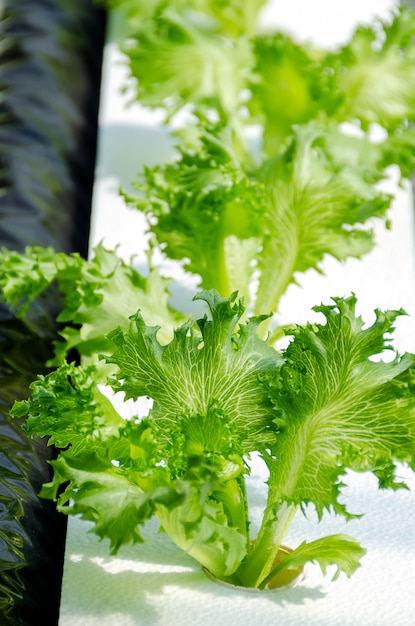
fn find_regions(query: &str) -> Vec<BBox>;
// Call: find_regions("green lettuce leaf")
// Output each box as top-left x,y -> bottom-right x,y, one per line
248,33 -> 338,154
114,5 -> 415,156
249,8 -> 415,152
55,245 -> 182,363
10,362 -> 124,455
253,123 -> 390,316
106,289 -> 281,453
0,244 -> 183,364
11,358 -> 248,572
11,291 -> 415,586
236,294 -> 415,587
262,295 -> 415,521
128,121 -> 391,321
11,290 -> 280,576
331,7 -> 415,130
121,7 -> 254,117
100,0 -> 267,40
125,123 -> 264,304
0,245 -> 74,316
41,451 -> 184,553
259,534 -> 367,589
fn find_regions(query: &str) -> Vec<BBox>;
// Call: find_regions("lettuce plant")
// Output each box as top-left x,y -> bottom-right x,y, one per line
8,290 -> 415,588
2,0 -> 415,590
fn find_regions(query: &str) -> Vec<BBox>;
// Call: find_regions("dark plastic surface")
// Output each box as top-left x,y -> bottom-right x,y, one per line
0,1 -> 106,623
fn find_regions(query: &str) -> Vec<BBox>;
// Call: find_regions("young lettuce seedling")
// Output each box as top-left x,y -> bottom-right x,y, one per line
3,0 -> 415,594
125,120 -> 392,326
10,291 -> 415,588
119,6 -> 415,337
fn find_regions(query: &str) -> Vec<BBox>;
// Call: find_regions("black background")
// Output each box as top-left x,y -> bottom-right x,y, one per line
0,1 -> 106,624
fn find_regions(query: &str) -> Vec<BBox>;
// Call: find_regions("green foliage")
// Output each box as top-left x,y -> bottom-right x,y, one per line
265,295 -> 415,514
0,244 -> 183,365
258,534 -> 367,589
107,290 -> 281,452
11,292 -> 415,587
121,7 -> 254,117
126,121 -> 392,318
5,0 -> 415,593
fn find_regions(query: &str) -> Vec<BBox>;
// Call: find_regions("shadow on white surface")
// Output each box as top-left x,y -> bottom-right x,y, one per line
65,2 -> 415,624
59,517 -> 327,626
59,465 -> 415,626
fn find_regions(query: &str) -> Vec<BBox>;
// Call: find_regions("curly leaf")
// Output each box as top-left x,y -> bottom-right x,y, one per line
42,452 -> 183,553
107,289 -> 281,454
266,295 -> 415,517
0,244 -> 182,364
259,534 -> 366,589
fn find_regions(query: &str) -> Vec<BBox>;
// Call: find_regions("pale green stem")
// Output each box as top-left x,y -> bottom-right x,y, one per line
154,475 -> 249,578
212,475 -> 250,547
235,500 -> 299,588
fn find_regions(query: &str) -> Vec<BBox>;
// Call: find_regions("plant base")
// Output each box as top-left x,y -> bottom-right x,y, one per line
203,545 -> 305,592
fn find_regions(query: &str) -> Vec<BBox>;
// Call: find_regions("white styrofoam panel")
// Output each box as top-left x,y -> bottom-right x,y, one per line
61,1 -> 415,624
